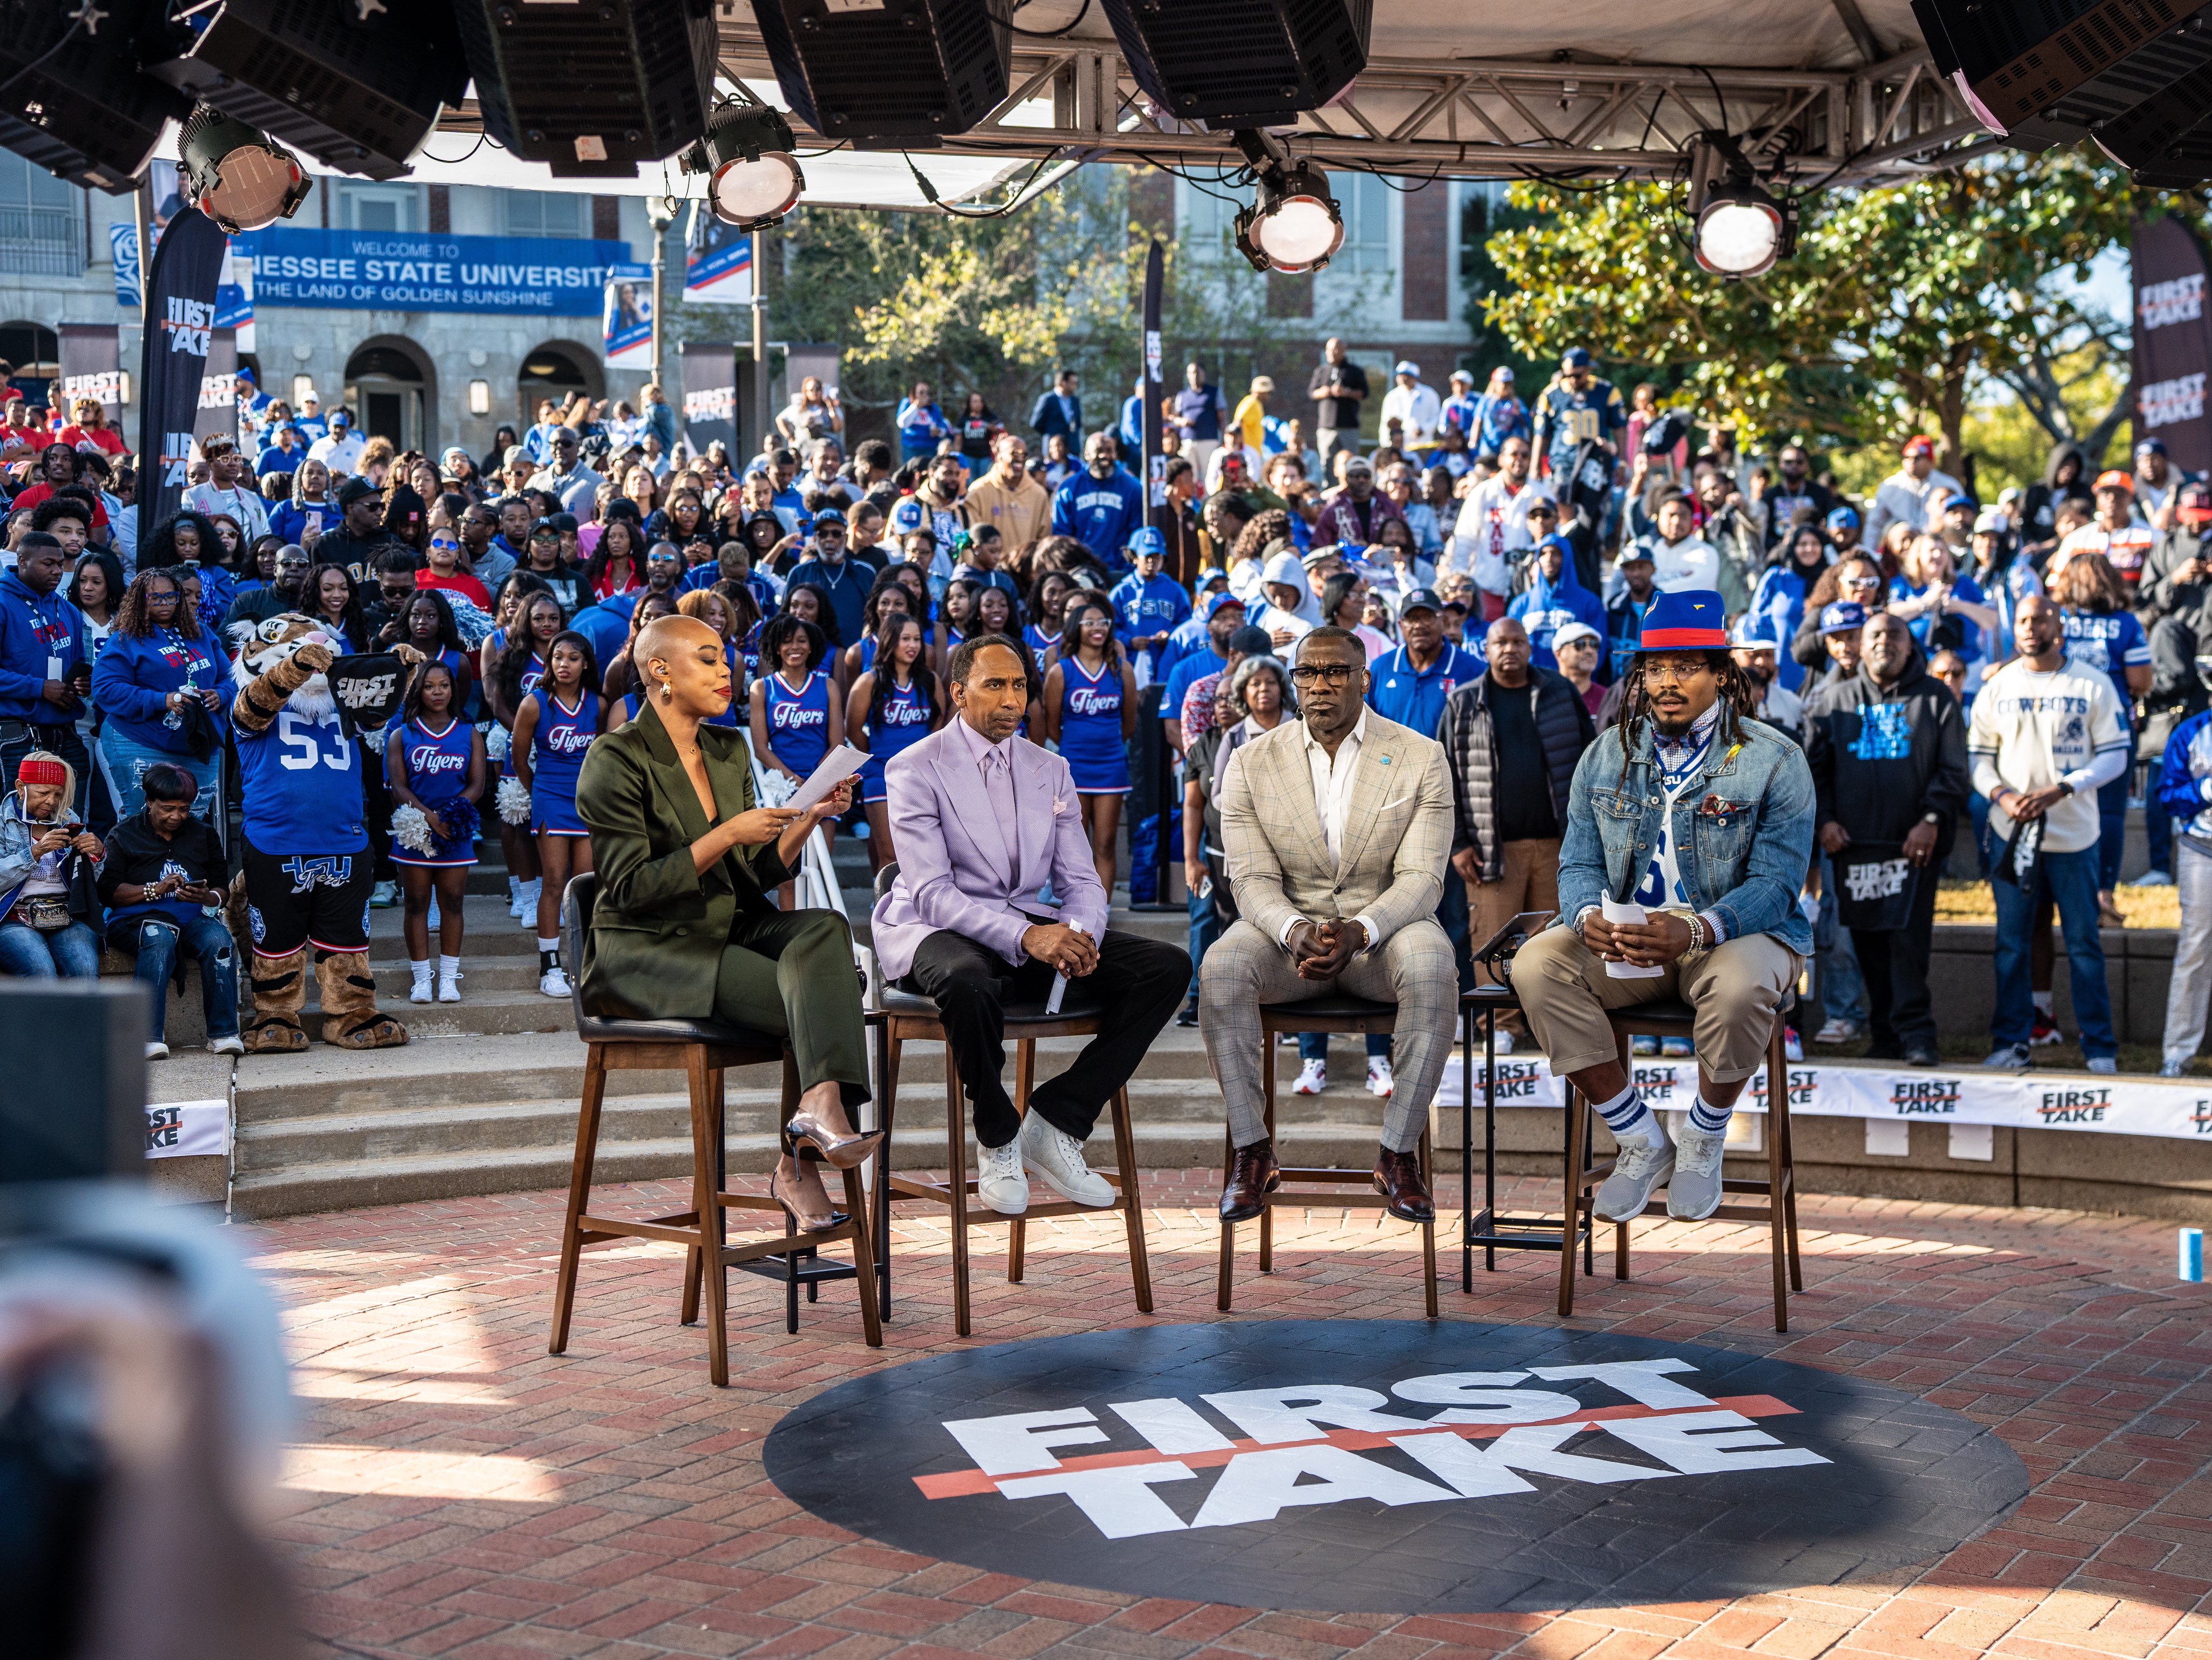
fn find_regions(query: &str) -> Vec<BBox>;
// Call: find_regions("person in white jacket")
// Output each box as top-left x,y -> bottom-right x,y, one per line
1442,435 -> 1554,609
1864,436 -> 1964,550
1380,361 -> 1444,463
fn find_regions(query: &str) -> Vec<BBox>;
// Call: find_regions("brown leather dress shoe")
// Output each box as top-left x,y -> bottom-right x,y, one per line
1372,1146 -> 1434,1223
1219,1138 -> 1281,1223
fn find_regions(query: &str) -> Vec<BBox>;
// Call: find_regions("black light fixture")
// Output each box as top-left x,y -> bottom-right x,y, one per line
684,102 -> 805,230
1228,131 -> 1344,275
1688,134 -> 1798,279
177,104 -> 309,234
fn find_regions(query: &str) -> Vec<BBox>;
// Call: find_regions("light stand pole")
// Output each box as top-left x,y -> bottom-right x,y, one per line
647,195 -> 677,389
749,227 -> 770,462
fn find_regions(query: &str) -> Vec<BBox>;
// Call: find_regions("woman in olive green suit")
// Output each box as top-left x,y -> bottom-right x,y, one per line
575,613 -> 877,1231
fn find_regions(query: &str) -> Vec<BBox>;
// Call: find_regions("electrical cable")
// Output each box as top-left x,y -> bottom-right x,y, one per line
1007,0 -> 1092,39
903,149 -> 1063,217
1696,65 -> 1731,139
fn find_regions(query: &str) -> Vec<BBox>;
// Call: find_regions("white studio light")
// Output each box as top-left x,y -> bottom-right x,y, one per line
178,105 -> 309,236
1234,159 -> 1345,275
685,103 -> 805,231
1696,195 -> 1783,275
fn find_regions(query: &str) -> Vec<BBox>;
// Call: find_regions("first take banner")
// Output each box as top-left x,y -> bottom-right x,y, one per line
1441,1054 -> 2212,1142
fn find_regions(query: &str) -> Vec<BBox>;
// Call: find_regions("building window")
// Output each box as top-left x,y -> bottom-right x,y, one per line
0,152 -> 83,277
340,184 -> 419,233
504,191 -> 585,240
1178,179 -> 1243,261
1337,173 -> 1392,275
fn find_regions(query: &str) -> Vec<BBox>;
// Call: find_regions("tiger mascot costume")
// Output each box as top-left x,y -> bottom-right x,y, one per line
227,614 -> 423,1051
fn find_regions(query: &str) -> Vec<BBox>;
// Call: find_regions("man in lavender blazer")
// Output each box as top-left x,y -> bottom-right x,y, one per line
873,635 -> 1188,1215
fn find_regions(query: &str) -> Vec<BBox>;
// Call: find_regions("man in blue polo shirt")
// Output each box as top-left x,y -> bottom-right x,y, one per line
1162,589 -> 1245,752
1051,431 -> 1145,577
1367,588 -> 1484,737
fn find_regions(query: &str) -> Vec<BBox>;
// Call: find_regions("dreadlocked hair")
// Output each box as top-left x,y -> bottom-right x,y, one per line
1611,650 -> 1763,795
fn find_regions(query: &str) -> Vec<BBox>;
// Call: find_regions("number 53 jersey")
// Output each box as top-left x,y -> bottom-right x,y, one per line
237,705 -> 367,854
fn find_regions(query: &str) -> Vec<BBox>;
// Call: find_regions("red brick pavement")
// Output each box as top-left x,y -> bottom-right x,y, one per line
251,1171 -> 2212,1660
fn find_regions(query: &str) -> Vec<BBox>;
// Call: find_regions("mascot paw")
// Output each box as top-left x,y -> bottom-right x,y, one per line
294,642 -> 336,674
243,1019 -> 310,1054
393,642 -> 427,667
326,1014 -> 410,1050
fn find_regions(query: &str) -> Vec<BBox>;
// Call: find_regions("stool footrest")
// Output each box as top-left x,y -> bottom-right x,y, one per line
574,1212 -> 703,1249
886,1172 -> 1130,1225
1277,1165 -> 1378,1183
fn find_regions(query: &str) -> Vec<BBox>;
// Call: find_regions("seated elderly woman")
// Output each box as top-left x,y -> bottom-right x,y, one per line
574,613 -> 874,1234
0,751 -> 104,980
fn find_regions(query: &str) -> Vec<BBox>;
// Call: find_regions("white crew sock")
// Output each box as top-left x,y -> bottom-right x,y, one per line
1593,1082 -> 1663,1148
439,954 -> 461,980
409,957 -> 431,982
1687,1090 -> 1732,1136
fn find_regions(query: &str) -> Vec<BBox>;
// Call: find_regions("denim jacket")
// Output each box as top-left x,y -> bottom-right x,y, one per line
1555,714 -> 1816,956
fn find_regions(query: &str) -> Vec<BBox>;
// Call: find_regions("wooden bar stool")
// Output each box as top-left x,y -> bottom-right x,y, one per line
867,865 -> 1152,1338
1217,994 -> 1438,1319
548,875 -> 882,1385
1556,994 -> 1801,1330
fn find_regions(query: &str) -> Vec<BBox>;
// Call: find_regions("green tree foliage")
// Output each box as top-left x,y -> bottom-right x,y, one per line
1482,146 -> 2204,482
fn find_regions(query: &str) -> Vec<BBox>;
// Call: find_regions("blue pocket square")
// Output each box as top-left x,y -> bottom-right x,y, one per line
1379,755 -> 1392,765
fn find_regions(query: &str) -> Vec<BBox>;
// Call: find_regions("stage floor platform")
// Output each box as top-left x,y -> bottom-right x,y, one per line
256,1171 -> 2211,1660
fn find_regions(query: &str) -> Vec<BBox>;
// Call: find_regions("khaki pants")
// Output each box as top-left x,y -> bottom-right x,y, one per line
1469,836 -> 1560,1036
1514,922 -> 1798,1084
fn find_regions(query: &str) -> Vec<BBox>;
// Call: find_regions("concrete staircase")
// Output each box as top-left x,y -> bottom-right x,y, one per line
222,842 -> 1412,1220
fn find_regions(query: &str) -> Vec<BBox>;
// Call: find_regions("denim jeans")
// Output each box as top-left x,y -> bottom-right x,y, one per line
0,918 -> 100,978
1300,1031 -> 1392,1063
1991,845 -> 2116,1057
112,913 -> 239,1044
96,730 -> 219,826
1185,879 -> 1218,999
1814,853 -> 1870,1025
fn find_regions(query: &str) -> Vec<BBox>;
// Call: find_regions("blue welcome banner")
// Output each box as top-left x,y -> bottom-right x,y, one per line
242,227 -> 635,315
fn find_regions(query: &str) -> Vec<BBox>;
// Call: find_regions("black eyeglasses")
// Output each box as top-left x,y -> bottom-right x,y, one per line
1289,663 -> 1358,686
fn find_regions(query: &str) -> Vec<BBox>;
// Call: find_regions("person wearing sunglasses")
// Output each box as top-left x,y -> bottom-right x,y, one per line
413,527 -> 492,610
1205,626 -> 1457,1229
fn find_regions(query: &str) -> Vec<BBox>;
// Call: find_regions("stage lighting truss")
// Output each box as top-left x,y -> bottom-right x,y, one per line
1687,133 -> 1799,279
1228,131 -> 1345,275
684,100 -> 804,230
178,104 -> 309,235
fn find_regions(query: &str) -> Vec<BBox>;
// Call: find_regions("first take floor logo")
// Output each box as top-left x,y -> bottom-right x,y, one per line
765,1321 -> 2029,1615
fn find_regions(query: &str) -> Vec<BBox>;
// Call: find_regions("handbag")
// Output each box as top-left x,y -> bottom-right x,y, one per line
9,894 -> 72,930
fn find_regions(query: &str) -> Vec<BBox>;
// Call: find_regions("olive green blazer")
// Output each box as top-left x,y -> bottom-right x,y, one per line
574,700 -> 791,1021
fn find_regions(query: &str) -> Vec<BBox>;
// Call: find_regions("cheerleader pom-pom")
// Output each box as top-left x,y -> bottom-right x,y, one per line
484,723 -> 510,762
392,803 -> 437,857
496,775 -> 532,825
440,795 -> 482,854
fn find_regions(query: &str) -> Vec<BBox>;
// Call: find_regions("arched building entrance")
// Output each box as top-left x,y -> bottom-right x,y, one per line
346,338 -> 436,454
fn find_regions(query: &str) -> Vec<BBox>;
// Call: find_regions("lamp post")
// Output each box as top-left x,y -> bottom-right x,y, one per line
646,195 -> 678,389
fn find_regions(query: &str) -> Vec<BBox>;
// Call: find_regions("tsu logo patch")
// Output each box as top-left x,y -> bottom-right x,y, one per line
766,1320 -> 2026,1614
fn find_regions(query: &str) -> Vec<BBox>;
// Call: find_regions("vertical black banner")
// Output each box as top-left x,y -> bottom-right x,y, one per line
2133,215 -> 2212,475
1141,239 -> 1164,511
136,206 -> 227,560
680,341 -> 738,460
1129,238 -> 1172,909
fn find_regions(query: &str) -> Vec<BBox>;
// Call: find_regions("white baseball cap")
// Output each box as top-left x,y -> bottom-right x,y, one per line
1551,620 -> 1600,651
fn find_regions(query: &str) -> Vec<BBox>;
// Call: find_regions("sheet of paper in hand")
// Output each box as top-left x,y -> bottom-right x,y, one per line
329,653 -> 408,736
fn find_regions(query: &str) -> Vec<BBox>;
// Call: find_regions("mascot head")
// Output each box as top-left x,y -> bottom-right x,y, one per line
230,612 -> 340,719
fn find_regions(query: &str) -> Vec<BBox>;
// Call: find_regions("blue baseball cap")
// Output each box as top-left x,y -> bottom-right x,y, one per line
1943,492 -> 1977,512
1826,505 -> 1860,530
1729,614 -> 1779,648
2138,436 -> 2168,456
1562,347 -> 1594,369
1394,360 -> 1421,376
1203,589 -> 1248,620
1636,590 -> 1729,650
1820,600 -> 1868,635
1197,564 -> 1228,588
1127,526 -> 1166,561
888,497 -> 931,538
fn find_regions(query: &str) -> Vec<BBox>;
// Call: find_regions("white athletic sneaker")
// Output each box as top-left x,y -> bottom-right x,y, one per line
1493,1029 -> 1516,1055
144,1040 -> 169,1061
1667,1123 -> 1728,1221
1019,1112 -> 1114,1206
437,969 -> 462,1003
2161,1057 -> 2191,1078
538,966 -> 571,998
976,1136 -> 1030,1215
1366,1057 -> 1394,1098
1813,1018 -> 1862,1044
207,1034 -> 244,1056
1982,1043 -> 2031,1071
2086,1055 -> 2117,1074
1293,1058 -> 1327,1095
1595,1135 -> 1675,1222
409,967 -> 434,1004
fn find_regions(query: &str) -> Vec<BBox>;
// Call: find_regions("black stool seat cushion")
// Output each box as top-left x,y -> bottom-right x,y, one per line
879,986 -> 1109,1024
1260,993 -> 1396,1022
576,1010 -> 786,1050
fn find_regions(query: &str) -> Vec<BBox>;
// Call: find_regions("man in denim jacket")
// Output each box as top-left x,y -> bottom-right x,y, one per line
1514,590 -> 1816,1222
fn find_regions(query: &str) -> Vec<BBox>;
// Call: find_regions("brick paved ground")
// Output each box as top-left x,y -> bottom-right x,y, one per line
254,1171 -> 2212,1660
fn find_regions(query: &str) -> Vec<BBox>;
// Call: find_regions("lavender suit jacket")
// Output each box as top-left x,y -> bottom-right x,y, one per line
869,720 -> 1110,983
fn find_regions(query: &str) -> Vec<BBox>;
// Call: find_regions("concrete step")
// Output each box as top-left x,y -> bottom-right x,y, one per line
372,957 -> 555,995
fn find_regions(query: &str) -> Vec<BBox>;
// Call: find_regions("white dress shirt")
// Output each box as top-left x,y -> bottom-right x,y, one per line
1278,710 -> 1382,954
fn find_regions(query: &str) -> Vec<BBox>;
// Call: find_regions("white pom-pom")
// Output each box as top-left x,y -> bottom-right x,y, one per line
392,804 -> 436,856
484,723 -> 510,761
496,775 -> 532,825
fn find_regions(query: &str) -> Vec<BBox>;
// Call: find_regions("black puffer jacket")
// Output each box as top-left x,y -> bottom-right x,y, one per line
1437,665 -> 1595,879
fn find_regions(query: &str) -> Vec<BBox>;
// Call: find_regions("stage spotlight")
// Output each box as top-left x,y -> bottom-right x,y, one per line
0,0 -> 189,192
178,105 -> 310,235
1688,137 -> 1797,279
1232,158 -> 1344,275
1103,0 -> 1371,127
146,0 -> 466,181
749,0 -> 1012,144
685,104 -> 805,230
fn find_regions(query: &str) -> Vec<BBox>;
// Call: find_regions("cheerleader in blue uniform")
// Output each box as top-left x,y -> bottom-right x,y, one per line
510,630 -> 600,996
386,659 -> 485,1005
1040,594 -> 1138,897
1025,568 -> 1071,662
488,589 -> 564,923
841,570 -> 914,686
845,613 -> 941,874
750,611 -> 842,839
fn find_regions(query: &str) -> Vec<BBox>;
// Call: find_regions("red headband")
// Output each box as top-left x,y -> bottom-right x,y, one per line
15,758 -> 67,790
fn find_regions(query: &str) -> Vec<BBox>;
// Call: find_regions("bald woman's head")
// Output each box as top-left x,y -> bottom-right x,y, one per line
637,613 -> 734,721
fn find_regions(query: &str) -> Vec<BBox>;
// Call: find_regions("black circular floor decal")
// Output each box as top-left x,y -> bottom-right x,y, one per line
764,1320 -> 2027,1613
